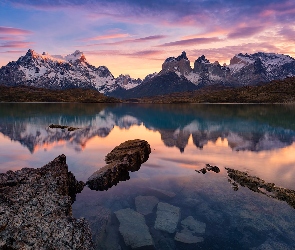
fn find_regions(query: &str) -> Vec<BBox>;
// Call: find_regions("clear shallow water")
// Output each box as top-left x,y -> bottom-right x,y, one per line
1,103 -> 295,249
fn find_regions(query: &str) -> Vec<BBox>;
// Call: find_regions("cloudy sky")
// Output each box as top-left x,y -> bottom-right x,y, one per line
1,0 -> 295,78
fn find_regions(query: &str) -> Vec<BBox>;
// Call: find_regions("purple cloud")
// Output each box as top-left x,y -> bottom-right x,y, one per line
8,0 -> 295,27
86,35 -> 167,46
279,27 -> 295,41
227,26 -> 265,39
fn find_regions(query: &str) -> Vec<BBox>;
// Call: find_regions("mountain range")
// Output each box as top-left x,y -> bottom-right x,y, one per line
1,49 -> 295,99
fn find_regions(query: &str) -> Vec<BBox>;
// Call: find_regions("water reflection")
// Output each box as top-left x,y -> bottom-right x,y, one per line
0,103 -> 295,153
1,103 -> 295,249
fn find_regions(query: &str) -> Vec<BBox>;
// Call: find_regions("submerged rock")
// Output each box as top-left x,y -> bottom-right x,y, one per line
87,139 -> 151,191
115,208 -> 154,249
196,163 -> 220,174
135,195 -> 159,215
226,167 -> 295,209
175,231 -> 204,244
174,216 -> 206,244
0,154 -> 93,249
181,216 -> 206,234
154,202 -> 180,233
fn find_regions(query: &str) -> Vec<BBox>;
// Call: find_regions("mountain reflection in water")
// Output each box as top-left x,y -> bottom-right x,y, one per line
0,103 -> 295,154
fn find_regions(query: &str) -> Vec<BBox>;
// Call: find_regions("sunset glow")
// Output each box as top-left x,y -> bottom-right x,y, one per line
1,0 -> 295,78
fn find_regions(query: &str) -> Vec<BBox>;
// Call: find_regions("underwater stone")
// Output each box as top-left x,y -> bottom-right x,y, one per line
115,208 -> 154,249
175,231 -> 204,244
181,216 -> 206,234
154,202 -> 180,233
135,195 -> 159,215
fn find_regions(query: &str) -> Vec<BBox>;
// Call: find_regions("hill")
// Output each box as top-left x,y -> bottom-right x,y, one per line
0,85 -> 120,103
135,77 -> 295,103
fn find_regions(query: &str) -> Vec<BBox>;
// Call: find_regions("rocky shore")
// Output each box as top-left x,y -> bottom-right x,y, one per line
0,154 -> 93,249
0,139 -> 151,249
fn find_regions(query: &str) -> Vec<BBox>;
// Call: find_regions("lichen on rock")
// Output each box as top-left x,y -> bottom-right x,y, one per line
0,154 -> 93,249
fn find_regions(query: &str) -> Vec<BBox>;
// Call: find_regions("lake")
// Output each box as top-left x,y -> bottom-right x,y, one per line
1,103 -> 295,249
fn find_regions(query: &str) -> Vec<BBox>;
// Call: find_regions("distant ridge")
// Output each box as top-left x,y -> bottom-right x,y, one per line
135,76 -> 295,103
0,85 -> 120,103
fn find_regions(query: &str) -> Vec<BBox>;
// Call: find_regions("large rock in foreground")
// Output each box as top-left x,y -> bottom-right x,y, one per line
0,154 -> 93,249
87,139 -> 151,191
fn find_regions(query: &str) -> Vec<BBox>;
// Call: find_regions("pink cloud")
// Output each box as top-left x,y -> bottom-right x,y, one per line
0,50 -> 26,54
188,42 -> 285,64
0,26 -> 32,35
84,49 -> 163,58
81,33 -> 130,42
157,37 -> 221,47
84,35 -> 167,46
0,41 -> 34,48
182,28 -> 229,40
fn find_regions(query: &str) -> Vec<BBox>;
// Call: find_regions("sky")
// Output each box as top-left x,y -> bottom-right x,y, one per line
1,0 -> 295,78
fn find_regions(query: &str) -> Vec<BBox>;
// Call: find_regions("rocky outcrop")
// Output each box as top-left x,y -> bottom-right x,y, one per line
228,52 -> 295,86
0,154 -> 93,249
161,51 -> 192,76
86,139 -> 151,191
196,164 -> 220,174
115,208 -> 154,249
115,51 -> 295,98
226,168 -> 295,209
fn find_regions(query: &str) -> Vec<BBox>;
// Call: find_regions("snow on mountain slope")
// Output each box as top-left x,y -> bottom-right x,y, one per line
159,51 -> 295,88
0,49 -> 142,94
115,74 -> 142,90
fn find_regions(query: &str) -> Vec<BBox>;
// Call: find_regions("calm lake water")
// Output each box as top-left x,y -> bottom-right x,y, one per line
1,103 -> 295,249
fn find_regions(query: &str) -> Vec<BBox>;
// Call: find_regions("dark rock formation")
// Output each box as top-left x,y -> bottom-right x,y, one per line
115,72 -> 199,99
161,51 -> 192,76
86,139 -> 151,191
196,164 -> 220,174
0,154 -> 93,249
226,168 -> 295,209
197,164 -> 295,210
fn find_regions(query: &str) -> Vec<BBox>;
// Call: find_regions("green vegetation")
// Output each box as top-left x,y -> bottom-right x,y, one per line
0,85 -> 120,103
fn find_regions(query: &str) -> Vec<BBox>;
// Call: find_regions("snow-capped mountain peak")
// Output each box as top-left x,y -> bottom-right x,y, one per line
64,50 -> 87,63
195,55 -> 210,64
115,74 -> 142,90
